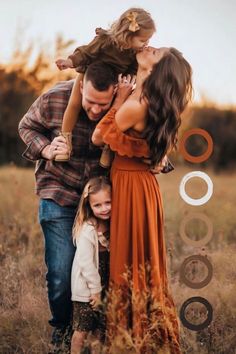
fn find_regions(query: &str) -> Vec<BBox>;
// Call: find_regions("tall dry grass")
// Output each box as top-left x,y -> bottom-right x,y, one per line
0,165 -> 235,353
0,165 -> 50,353
158,166 -> 236,354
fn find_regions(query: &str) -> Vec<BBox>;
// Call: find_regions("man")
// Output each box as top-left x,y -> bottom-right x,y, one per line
18,61 -> 121,353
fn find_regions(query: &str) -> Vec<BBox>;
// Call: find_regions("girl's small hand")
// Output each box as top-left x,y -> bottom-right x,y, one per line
89,293 -> 101,309
55,58 -> 73,70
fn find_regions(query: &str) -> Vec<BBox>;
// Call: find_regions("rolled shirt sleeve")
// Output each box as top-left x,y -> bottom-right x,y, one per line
18,95 -> 52,161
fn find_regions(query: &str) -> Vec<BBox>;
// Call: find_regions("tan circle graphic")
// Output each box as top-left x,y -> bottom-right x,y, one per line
179,213 -> 213,247
180,255 -> 213,289
179,128 -> 213,163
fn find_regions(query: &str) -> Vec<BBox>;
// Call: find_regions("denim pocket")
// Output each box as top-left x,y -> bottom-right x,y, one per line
39,199 -> 76,223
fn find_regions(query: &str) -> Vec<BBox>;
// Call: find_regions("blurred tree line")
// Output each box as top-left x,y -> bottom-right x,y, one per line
177,105 -> 236,171
0,35 -> 235,170
0,35 -> 75,166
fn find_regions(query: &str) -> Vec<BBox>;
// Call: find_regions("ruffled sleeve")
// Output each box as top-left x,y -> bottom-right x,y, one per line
96,108 -> 150,158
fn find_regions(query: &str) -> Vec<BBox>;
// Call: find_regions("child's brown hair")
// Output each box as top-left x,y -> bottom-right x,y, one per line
72,176 -> 111,240
98,8 -> 156,50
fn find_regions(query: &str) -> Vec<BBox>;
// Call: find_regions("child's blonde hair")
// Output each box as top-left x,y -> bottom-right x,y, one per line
98,8 -> 156,50
72,176 -> 111,241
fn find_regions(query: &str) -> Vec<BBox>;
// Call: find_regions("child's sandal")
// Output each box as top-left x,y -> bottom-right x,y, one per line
99,145 -> 114,168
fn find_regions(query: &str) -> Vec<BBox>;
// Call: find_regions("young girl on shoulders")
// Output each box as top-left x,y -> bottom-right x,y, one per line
55,8 -> 156,161
70,176 -> 111,354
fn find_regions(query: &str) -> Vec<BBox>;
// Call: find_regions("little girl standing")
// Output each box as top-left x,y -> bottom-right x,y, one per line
55,8 -> 156,161
70,176 -> 111,354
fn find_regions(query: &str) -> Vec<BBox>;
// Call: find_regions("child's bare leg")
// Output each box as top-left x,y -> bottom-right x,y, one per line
71,330 -> 87,354
55,73 -> 83,161
88,330 -> 102,354
62,73 -> 83,132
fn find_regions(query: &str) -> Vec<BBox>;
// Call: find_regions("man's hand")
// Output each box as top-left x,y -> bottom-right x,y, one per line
55,58 -> 73,70
41,136 -> 69,160
89,292 -> 101,310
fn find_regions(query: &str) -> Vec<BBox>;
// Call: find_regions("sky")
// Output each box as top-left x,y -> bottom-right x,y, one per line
0,0 -> 236,105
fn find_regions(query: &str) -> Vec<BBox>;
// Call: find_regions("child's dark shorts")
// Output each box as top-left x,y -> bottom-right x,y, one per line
72,250 -> 109,336
72,301 -> 105,333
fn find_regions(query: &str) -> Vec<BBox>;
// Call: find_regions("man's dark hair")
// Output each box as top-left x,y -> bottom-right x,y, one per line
84,61 -> 118,91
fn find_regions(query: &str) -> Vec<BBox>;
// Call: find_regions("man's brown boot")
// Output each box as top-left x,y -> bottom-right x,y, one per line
55,132 -> 72,161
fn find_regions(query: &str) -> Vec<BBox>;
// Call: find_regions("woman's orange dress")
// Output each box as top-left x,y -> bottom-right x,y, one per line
97,108 -> 181,353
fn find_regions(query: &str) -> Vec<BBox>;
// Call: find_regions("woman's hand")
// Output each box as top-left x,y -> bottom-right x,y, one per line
150,156 -> 168,174
113,74 -> 136,110
89,292 -> 101,309
143,155 -> 170,174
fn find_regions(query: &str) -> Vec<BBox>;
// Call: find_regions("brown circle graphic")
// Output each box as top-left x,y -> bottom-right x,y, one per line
179,255 -> 213,289
179,128 -> 213,163
179,213 -> 213,247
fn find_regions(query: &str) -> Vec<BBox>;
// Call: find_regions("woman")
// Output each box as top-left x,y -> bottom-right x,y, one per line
92,47 -> 192,353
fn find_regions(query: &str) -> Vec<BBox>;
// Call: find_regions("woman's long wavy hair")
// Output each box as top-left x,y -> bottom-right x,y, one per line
97,8 -> 156,50
72,176 -> 111,242
142,48 -> 193,165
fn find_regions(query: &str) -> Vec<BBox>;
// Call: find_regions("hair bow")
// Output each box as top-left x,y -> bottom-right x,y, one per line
126,11 -> 140,32
83,184 -> 90,198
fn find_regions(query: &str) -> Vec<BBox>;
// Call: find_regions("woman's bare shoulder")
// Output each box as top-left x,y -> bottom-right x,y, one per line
119,96 -> 147,118
115,97 -> 147,131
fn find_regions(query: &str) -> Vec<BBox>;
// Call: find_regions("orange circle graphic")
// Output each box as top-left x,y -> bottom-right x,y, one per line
179,128 -> 213,163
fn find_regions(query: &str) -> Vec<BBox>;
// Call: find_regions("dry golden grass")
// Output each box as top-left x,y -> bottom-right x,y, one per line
158,166 -> 236,354
0,165 -> 50,353
0,165 -> 235,353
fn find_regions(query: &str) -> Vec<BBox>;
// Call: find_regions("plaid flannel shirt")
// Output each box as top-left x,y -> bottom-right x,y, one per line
18,80 -> 107,206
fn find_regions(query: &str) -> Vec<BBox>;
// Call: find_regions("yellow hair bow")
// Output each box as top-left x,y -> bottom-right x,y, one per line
126,11 -> 140,32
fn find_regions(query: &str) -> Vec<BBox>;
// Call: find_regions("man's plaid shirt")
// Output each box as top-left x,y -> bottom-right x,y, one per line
18,80 -> 107,207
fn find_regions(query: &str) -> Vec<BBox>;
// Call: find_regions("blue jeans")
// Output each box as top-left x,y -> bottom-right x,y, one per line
39,199 -> 76,328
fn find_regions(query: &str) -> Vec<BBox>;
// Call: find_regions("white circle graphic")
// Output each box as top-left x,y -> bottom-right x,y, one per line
179,171 -> 213,206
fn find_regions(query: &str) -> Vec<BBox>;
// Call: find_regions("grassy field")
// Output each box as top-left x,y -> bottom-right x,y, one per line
0,165 -> 235,353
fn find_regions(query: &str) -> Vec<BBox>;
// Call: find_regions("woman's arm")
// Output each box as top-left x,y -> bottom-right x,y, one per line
92,127 -> 104,146
112,74 -> 145,131
113,99 -> 145,131
92,82 -> 146,146
92,100 -> 145,146
92,75 -> 134,145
